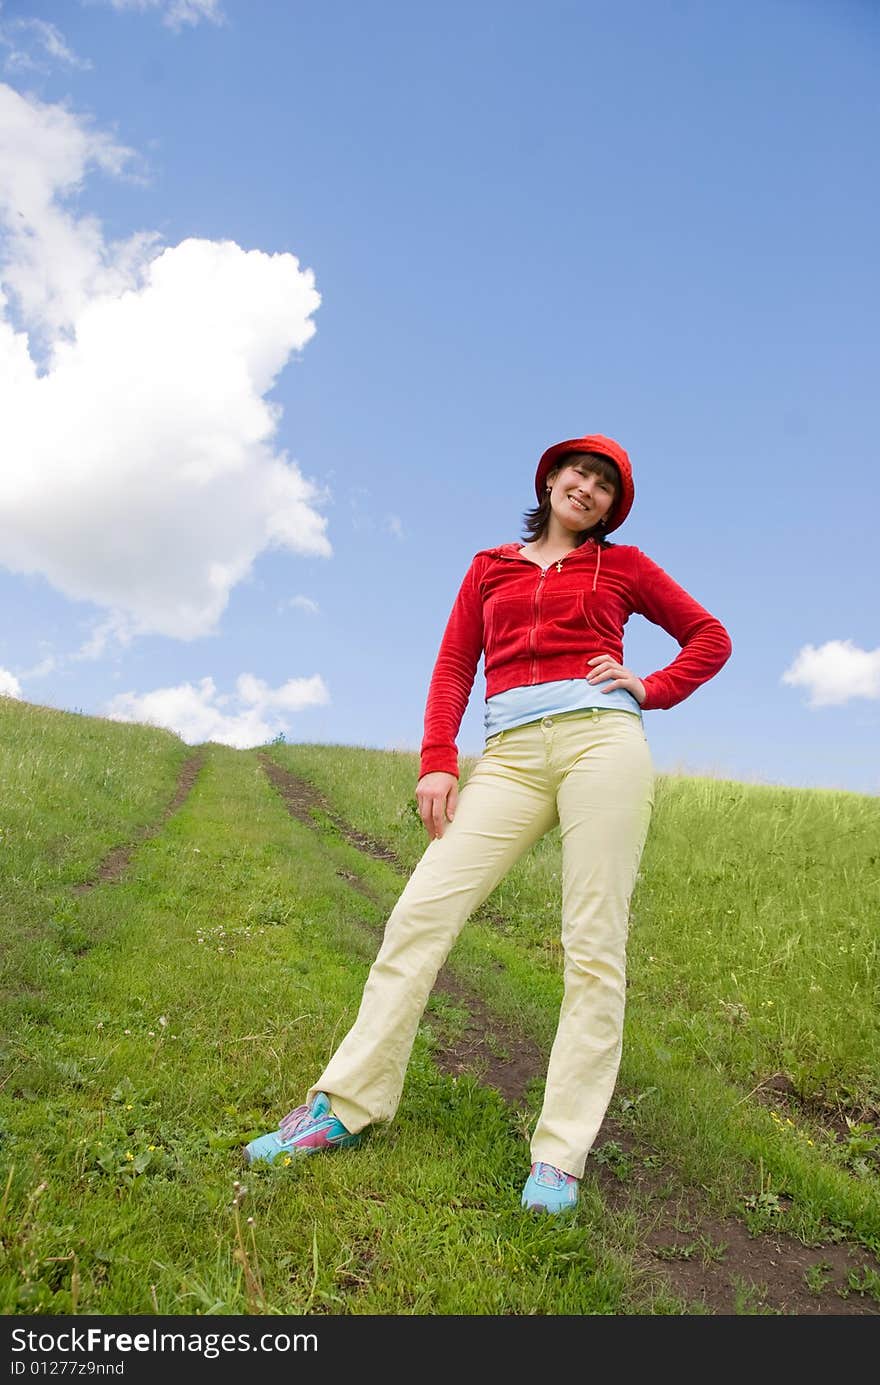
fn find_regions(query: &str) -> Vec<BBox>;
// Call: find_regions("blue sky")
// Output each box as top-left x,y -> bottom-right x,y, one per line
0,0 -> 878,795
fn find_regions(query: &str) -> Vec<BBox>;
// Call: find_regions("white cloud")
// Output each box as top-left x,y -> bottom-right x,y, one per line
343,491 -> 404,541
282,594 -> 319,615
0,84 -> 147,339
0,18 -> 91,74
0,84 -> 329,645
105,672 -> 329,747
235,672 -> 327,711
781,640 -> 880,707
347,486 -> 374,532
0,666 -> 22,697
18,652 -> 56,678
93,0 -> 224,30
72,612 -> 136,661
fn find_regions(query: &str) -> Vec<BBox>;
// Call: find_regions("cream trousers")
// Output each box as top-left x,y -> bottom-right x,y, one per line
309,708 -> 655,1178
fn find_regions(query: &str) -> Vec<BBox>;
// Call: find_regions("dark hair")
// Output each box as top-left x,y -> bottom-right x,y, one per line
521,452 -> 620,548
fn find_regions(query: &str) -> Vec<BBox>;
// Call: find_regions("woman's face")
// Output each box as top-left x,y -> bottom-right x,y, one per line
546,456 -> 617,534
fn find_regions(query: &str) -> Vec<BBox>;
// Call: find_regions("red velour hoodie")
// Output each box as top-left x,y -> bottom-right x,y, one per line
419,539 -> 733,780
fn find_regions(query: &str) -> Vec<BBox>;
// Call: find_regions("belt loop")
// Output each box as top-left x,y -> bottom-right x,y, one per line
591,709 -> 600,723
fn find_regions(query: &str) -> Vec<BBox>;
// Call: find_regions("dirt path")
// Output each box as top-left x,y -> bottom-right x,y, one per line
73,751 -> 204,895
259,751 -> 879,1317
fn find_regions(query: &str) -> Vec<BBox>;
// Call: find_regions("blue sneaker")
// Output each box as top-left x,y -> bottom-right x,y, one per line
521,1161 -> 579,1214
243,1092 -> 362,1166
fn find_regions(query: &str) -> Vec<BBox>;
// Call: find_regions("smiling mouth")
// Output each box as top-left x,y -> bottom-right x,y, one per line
568,497 -> 590,512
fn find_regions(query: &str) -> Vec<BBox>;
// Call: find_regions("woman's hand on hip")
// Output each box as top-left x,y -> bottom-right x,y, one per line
416,772 -> 459,840
586,655 -> 646,705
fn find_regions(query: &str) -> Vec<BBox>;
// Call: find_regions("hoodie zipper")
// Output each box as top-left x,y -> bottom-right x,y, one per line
529,566 -> 548,682
500,544 -> 596,684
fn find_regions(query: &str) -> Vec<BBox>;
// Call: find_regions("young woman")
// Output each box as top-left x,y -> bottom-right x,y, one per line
245,432 -> 732,1214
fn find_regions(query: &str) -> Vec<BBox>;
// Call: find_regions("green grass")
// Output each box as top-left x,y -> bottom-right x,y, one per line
0,702 -> 877,1314
0,697 -> 191,1024
0,710 -> 682,1315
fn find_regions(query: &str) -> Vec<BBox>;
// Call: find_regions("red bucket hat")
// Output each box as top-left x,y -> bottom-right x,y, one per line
535,433 -> 634,533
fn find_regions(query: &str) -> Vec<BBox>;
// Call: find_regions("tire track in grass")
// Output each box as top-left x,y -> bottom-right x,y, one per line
259,752 -> 879,1317
259,753 -> 542,1103
72,751 -> 205,896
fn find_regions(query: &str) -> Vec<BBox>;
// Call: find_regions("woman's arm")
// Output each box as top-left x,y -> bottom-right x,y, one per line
634,551 -> 733,710
419,555 -> 486,780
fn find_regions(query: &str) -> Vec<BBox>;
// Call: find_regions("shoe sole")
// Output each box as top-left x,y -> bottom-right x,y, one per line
522,1201 -> 577,1215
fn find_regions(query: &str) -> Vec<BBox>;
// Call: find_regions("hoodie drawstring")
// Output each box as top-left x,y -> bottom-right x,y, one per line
592,542 -> 601,593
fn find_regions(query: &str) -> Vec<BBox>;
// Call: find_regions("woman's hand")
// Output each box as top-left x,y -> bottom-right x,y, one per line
586,655 -> 646,705
415,771 -> 459,840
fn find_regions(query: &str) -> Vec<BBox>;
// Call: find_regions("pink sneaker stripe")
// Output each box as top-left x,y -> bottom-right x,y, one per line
290,1126 -> 334,1150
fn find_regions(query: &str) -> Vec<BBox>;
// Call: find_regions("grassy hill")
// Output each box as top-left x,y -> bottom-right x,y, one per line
1,697 -> 878,1315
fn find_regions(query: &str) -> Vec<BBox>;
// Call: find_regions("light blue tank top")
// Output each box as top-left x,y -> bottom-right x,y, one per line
484,678 -> 642,740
